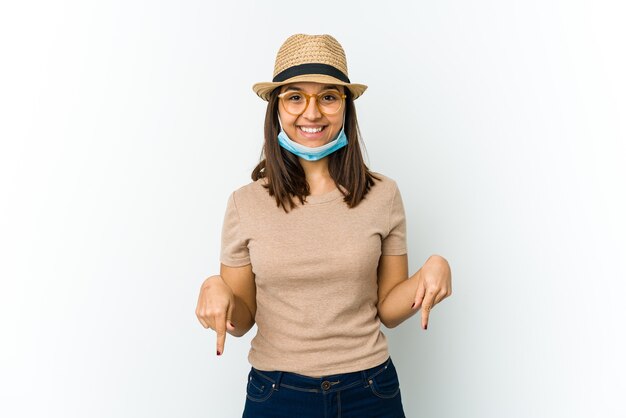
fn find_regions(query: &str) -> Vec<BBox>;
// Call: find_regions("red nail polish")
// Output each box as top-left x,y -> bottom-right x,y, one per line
424,324 -> 428,330
411,302 -> 415,308
217,350 -> 221,356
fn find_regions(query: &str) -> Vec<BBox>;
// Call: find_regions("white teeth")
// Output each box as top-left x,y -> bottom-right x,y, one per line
299,126 -> 324,133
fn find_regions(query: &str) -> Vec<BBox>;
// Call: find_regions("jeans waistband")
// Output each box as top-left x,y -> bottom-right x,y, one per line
250,356 -> 393,394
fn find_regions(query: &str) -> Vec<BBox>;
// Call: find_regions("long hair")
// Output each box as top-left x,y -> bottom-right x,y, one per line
251,87 -> 381,213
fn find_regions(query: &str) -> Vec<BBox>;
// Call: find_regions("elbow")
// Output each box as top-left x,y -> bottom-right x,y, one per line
228,322 -> 255,338
378,312 -> 397,329
228,329 -> 245,338
384,319 -> 399,329
226,329 -> 249,338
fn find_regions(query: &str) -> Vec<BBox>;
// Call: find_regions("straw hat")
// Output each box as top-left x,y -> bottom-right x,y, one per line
252,34 -> 368,101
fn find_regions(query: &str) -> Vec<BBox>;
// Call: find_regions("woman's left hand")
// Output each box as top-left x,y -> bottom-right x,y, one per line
412,255 -> 452,330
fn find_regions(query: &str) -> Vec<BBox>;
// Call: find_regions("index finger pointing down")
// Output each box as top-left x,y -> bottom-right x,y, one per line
214,313 -> 227,356
421,293 -> 435,330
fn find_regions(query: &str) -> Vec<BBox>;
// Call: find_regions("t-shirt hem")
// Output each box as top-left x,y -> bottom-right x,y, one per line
249,350 -> 391,377
381,248 -> 408,255
219,257 -> 251,267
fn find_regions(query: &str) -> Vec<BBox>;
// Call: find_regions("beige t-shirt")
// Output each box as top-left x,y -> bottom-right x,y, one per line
220,172 -> 407,377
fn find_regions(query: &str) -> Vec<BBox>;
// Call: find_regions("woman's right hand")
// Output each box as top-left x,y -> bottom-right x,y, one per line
195,275 -> 237,356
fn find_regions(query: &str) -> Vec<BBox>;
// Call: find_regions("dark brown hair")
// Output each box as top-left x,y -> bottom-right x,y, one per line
251,87 -> 381,213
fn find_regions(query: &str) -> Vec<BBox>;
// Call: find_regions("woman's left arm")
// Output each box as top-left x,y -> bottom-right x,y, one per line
376,254 -> 452,330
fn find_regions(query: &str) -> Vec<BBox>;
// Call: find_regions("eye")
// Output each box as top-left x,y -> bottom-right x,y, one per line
320,92 -> 340,103
286,93 -> 303,102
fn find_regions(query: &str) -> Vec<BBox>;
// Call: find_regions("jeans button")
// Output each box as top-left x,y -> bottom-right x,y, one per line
321,381 -> 331,390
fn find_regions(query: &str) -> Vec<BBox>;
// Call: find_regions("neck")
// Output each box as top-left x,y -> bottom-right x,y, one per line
299,157 -> 332,184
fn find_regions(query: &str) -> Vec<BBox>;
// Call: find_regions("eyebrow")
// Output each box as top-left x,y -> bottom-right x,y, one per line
284,85 -> 340,92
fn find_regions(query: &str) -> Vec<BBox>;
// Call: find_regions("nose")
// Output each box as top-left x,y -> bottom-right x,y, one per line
301,95 -> 322,120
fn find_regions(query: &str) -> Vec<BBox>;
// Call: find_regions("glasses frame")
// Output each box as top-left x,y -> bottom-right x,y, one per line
277,89 -> 347,116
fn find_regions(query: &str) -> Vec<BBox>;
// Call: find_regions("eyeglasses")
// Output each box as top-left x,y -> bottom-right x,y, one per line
277,89 -> 347,116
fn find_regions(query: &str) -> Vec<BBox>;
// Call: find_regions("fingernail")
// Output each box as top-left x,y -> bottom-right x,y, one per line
229,321 -> 235,328
411,302 -> 415,308
424,324 -> 428,330
217,350 -> 221,356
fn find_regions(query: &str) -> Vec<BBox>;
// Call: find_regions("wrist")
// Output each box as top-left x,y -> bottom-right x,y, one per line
202,275 -> 224,290
424,255 -> 449,276
426,254 -> 447,267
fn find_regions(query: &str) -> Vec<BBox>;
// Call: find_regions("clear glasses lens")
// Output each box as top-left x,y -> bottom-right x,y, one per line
281,90 -> 343,115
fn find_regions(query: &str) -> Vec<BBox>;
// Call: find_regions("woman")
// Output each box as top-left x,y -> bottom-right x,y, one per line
196,34 -> 452,418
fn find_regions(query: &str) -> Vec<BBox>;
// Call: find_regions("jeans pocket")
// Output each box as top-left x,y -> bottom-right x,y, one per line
246,369 -> 275,403
367,359 -> 401,399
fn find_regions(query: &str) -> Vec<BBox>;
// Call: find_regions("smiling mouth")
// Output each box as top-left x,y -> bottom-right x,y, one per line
298,126 -> 326,133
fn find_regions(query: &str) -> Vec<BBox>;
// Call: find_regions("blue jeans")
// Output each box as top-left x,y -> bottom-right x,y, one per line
242,356 -> 406,418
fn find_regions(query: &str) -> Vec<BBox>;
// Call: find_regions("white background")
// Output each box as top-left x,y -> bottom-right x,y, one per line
1,1 -> 625,417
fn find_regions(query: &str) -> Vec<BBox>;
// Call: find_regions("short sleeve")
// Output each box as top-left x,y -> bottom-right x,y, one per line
381,183 -> 408,255
220,192 -> 251,267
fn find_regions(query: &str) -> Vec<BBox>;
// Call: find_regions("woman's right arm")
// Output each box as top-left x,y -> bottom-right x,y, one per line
218,263 -> 256,337
195,263 -> 256,355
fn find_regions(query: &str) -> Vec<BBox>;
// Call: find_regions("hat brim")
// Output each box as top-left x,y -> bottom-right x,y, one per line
252,74 -> 367,101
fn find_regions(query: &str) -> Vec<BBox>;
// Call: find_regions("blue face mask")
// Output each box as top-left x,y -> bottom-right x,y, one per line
277,113 -> 348,161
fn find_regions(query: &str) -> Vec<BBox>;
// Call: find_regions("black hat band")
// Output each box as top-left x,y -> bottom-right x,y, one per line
273,63 -> 351,83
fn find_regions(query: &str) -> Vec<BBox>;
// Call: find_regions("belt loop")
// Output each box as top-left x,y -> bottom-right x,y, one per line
274,371 -> 284,391
361,369 -> 369,387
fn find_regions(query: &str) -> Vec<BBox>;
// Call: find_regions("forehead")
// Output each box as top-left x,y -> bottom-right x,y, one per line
280,82 -> 343,92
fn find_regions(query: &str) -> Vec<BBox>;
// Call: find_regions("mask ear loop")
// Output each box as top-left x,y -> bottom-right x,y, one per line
331,108 -> 347,141
277,104 -> 284,131
341,108 -> 346,132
